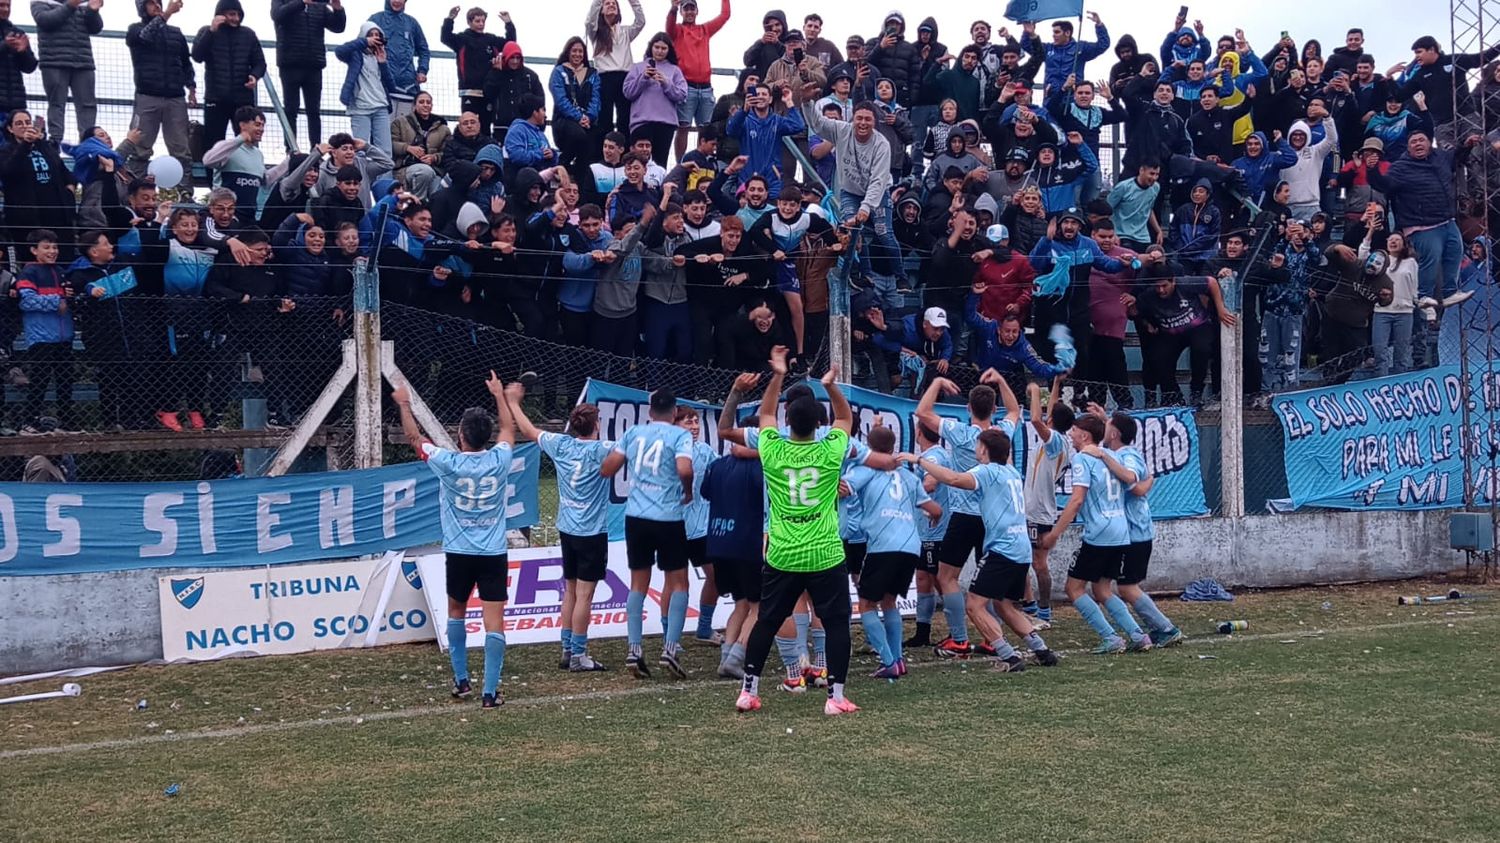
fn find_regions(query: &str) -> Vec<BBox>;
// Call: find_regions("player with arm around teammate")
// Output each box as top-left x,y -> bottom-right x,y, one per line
600,389 -> 697,679
393,371 -> 516,709
904,427 -> 1061,672
506,381 -> 614,672
845,425 -> 943,679
1082,404 -> 1184,647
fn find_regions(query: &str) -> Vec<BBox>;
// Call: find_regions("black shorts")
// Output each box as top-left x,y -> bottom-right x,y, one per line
445,552 -> 509,603
1119,539 -> 1153,585
843,540 -> 868,578
970,551 -> 1031,602
940,512 -> 985,568
758,563 -> 852,632
1069,541 -> 1128,583
624,516 -> 689,572
857,551 -> 918,602
712,556 -> 763,602
1027,522 -> 1054,550
918,541 -> 941,576
686,536 -> 709,567
559,532 -> 608,583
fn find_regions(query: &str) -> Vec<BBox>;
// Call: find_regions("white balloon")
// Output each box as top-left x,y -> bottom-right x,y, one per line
147,156 -> 184,189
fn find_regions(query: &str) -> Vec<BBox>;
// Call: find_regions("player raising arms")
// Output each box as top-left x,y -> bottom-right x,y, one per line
904,427 -> 1061,672
506,381 -> 613,672
914,374 -> 1022,658
905,420 -> 951,649
1022,377 -> 1074,628
844,425 -> 943,679
737,348 -> 860,716
1083,406 -> 1184,648
600,389 -> 696,679
394,372 -> 516,709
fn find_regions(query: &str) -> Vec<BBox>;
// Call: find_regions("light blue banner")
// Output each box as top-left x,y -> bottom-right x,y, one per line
1004,0 -> 1084,23
0,446 -> 541,576
581,378 -> 1206,537
1276,364 -> 1495,510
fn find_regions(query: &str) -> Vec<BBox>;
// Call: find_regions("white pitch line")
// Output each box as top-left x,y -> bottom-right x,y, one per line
2,612 -> 1492,761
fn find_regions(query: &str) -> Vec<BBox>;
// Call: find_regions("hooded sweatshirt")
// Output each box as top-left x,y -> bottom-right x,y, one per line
1232,130 -> 1298,203
127,0 -> 194,100
1169,178 -> 1222,263
1281,118 -> 1338,207
1159,26 -> 1209,70
486,42 -> 546,129
1109,34 -> 1149,91
191,0 -> 265,103
368,0 -> 431,101
337,21 -> 395,113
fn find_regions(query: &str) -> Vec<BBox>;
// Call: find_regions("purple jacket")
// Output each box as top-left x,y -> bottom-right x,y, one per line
623,60 -> 688,132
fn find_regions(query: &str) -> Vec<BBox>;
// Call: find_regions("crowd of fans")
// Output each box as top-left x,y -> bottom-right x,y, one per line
0,0 -> 1491,434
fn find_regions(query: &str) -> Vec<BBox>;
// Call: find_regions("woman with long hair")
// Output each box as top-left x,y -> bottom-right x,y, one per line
0,109 -> 75,260
622,32 -> 687,167
551,36 -> 603,171
1364,230 -> 1419,376
585,0 -> 646,138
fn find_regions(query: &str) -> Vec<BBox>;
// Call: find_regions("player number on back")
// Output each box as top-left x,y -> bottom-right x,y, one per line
631,438 -> 664,474
784,467 -> 821,506
453,476 -> 500,512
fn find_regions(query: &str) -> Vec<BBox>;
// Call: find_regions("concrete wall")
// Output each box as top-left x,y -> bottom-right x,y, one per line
0,510 -> 1464,676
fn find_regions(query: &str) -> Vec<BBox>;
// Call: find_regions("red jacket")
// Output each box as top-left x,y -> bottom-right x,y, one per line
976,251 -> 1035,323
666,0 -> 730,84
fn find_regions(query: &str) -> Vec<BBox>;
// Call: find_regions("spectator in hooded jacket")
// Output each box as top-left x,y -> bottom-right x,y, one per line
368,0 -> 430,121
551,37 -> 603,172
1160,21 -> 1210,73
441,6 -> 515,138
867,11 -> 922,106
1168,179 -> 1221,273
30,0 -> 101,142
125,0 -> 193,181
743,9 -> 786,78
270,0 -> 345,151
336,22 -> 396,154
486,41 -> 545,147
1121,77 -> 1191,172
1232,130 -> 1297,208
1024,12 -> 1109,105
587,0 -> 648,138
0,1 -> 34,119
192,0 -> 266,143
1281,114 -> 1339,221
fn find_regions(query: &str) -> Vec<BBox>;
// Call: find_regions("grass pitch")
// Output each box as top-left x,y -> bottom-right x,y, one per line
3,580 -> 1499,842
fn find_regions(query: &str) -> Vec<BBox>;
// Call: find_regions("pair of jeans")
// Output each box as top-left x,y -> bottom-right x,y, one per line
41,67 -> 96,141
907,104 -> 939,182
278,65 -> 326,150
1260,312 -> 1303,391
349,109 -> 393,155
1409,220 -> 1462,369
1370,311 -> 1413,377
837,189 -> 907,282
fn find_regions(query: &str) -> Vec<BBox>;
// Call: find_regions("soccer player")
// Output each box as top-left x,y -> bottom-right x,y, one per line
1084,405 -> 1185,647
737,348 -> 860,715
904,427 -> 1061,671
701,428 -> 766,678
600,389 -> 696,679
905,420 -> 951,649
845,425 -> 943,678
506,382 -> 612,672
1041,415 -> 1154,654
914,374 -> 1021,657
675,406 -> 724,646
1022,377 -> 1074,628
394,372 -> 515,709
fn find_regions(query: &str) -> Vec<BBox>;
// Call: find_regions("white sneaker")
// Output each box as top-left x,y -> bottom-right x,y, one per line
1444,290 -> 1475,308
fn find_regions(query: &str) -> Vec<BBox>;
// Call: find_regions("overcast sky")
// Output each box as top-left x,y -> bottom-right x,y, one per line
18,0 -> 1455,80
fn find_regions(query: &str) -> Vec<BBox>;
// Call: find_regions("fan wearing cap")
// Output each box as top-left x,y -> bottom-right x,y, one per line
1338,137 -> 1391,227
972,223 -> 1036,324
828,35 -> 879,103
763,27 -> 827,109
869,305 -> 953,394
1032,133 -> 1098,215
867,11 -> 922,107
1027,207 -> 1129,379
743,10 -> 787,78
817,66 -> 856,122
983,147 -> 1038,211
1364,89 -> 1428,162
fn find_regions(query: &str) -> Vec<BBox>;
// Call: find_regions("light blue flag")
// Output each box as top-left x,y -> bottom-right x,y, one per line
1005,0 -> 1084,23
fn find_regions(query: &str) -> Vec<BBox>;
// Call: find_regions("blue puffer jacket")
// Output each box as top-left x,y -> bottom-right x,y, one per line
1023,23 -> 1110,99
272,215 -> 335,296
367,0 -> 430,100
16,262 -> 74,345
335,23 -> 396,111
1369,147 -> 1465,230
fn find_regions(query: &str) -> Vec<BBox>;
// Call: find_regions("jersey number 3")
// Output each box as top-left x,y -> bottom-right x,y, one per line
784,467 -> 821,506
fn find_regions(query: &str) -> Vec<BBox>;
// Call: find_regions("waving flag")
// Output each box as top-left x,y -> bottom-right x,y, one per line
1004,0 -> 1084,23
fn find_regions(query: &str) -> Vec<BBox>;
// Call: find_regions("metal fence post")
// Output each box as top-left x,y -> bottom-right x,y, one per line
1220,296 -> 1245,519
352,258 -> 383,468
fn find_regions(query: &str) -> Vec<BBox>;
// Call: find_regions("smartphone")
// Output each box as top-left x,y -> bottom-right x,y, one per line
746,84 -> 760,97
793,47 -> 805,64
647,57 -> 656,68
1281,30 -> 1289,40
1178,5 -> 1189,18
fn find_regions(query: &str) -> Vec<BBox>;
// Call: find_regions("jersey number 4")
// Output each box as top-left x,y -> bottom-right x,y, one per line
784,467 -> 822,506
631,438 -> 664,475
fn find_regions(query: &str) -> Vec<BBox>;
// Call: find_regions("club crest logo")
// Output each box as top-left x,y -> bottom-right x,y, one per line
171,577 -> 205,610
401,560 -> 424,591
